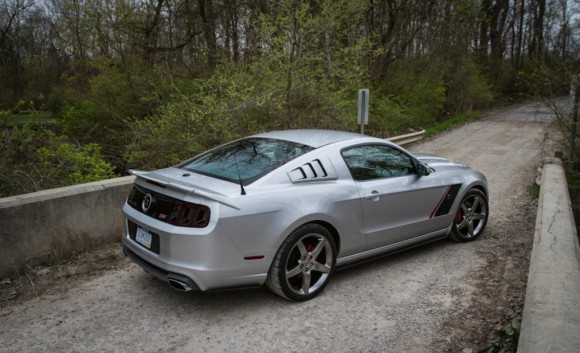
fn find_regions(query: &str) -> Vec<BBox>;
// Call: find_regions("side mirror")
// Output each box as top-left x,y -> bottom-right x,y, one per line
417,163 -> 431,176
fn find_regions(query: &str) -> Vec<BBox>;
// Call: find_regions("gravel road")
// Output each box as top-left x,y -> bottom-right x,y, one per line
0,101 -> 559,353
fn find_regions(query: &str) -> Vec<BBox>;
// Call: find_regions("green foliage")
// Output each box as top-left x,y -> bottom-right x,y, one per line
529,182 -> 541,199
123,94 -> 229,170
566,169 -> 580,191
0,125 -> 117,197
5,113 -> 55,126
124,65 -> 251,169
513,59 -> 573,98
88,60 -> 164,120
366,95 -> 410,136
124,49 -> 370,169
386,64 -> 447,126
60,59 -> 185,168
479,318 -> 521,353
14,99 -> 28,113
0,110 -> 9,126
123,43 -> 493,171
61,101 -> 101,141
369,54 -> 489,135
37,143 -> 116,185
46,87 -> 73,115
425,111 -> 482,137
400,80 -> 447,125
445,59 -> 494,113
254,0 -> 371,129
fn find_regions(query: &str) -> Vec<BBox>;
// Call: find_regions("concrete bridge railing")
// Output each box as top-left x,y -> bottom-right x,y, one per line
0,176 -> 134,276
517,160 -> 580,352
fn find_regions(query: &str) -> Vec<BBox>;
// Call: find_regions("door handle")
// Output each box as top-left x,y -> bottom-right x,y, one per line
366,190 -> 381,201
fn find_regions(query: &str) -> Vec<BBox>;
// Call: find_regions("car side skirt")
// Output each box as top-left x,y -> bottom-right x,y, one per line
336,227 -> 451,269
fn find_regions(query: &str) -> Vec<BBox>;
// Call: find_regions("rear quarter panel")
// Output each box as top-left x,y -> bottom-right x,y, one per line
218,145 -> 367,262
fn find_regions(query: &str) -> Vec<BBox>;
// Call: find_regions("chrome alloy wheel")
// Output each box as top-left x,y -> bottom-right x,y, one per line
455,192 -> 488,239
284,233 -> 334,296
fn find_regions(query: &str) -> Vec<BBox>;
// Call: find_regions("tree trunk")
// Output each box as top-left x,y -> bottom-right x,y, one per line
516,0 -> 525,70
198,0 -> 218,71
530,0 -> 546,61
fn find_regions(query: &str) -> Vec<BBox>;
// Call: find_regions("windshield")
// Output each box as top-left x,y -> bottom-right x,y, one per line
179,138 -> 315,185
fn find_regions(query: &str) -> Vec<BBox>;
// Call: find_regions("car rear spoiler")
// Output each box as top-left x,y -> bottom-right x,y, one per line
129,170 -> 241,210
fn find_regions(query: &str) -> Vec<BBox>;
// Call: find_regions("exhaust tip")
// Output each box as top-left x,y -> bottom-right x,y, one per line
168,279 -> 193,292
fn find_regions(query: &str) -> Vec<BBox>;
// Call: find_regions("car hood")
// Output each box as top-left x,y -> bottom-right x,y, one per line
414,153 -> 471,172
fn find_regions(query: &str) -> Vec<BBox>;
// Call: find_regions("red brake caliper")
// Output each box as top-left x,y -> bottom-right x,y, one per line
456,209 -> 463,223
306,242 -> 322,261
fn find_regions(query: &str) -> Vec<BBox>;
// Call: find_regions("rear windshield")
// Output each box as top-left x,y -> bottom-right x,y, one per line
179,138 -> 314,185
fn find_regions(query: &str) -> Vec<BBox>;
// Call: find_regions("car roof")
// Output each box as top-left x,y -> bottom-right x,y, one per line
250,129 -> 364,148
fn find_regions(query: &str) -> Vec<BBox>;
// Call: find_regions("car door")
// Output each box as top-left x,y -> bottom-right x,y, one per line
341,144 -> 449,249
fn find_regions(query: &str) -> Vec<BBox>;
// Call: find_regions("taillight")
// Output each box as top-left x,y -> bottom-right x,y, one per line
167,200 -> 210,228
127,186 -> 210,228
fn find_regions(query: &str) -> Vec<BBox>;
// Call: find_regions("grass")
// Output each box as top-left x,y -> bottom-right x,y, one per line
529,182 -> 541,199
479,318 -> 521,353
2,112 -> 56,126
424,111 -> 482,138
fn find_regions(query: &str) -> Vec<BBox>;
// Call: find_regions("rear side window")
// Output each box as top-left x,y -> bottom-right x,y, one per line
180,138 -> 314,185
341,144 -> 415,181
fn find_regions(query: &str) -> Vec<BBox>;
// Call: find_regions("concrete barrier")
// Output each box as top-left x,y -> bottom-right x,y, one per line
518,160 -> 580,352
0,176 -> 134,277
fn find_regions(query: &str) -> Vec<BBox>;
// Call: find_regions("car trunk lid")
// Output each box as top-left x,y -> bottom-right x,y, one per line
130,168 -> 242,209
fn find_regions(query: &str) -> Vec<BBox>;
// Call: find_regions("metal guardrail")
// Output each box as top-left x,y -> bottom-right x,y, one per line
386,130 -> 426,146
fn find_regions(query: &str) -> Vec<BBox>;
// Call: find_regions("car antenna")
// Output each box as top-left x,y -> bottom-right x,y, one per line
233,146 -> 246,195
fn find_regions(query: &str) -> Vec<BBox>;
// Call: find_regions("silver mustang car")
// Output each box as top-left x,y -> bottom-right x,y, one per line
121,129 -> 488,301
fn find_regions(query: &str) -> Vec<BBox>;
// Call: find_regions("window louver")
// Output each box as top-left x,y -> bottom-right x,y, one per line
287,157 -> 338,183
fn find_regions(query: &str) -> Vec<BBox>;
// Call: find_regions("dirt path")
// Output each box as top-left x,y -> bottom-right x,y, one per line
0,102 -> 558,353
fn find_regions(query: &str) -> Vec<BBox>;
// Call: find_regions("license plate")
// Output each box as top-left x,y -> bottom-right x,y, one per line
135,227 -> 152,249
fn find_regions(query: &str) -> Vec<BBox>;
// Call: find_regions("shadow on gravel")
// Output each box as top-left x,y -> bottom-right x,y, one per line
106,237 -> 457,312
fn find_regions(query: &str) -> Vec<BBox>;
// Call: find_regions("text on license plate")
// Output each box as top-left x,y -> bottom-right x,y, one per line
136,227 -> 152,249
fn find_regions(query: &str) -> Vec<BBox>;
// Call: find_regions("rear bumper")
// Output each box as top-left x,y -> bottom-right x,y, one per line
121,203 -> 269,291
122,243 -> 200,291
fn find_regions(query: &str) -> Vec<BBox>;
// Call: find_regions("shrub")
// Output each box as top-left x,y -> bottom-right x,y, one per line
123,61 -> 362,170
0,125 -> 117,197
445,59 -> 494,114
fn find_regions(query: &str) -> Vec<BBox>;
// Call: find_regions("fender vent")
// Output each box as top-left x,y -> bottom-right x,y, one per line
288,157 -> 338,183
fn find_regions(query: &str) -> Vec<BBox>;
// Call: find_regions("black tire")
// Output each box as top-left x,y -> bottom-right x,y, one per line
450,189 -> 489,242
266,223 -> 337,301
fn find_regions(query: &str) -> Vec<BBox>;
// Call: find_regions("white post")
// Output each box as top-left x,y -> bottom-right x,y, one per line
358,89 -> 369,134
